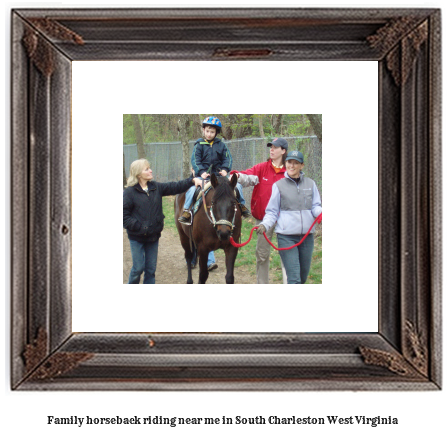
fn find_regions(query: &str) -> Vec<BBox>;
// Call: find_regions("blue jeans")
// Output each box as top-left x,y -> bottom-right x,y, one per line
183,178 -> 246,210
277,233 -> 314,284
237,183 -> 246,205
127,239 -> 159,284
191,249 -> 215,267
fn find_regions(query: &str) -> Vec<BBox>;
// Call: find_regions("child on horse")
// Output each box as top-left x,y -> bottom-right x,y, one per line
178,116 -> 250,224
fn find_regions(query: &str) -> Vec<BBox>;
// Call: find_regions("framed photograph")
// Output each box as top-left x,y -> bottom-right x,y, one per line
121,113 -> 325,286
11,8 -> 441,390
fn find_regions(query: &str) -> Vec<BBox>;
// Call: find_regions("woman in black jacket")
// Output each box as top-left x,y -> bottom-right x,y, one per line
123,158 -> 200,284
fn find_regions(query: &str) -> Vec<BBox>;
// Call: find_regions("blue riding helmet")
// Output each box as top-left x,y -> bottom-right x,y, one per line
202,116 -> 222,133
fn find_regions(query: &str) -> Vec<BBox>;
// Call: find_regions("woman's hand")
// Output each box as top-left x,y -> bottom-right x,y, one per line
193,178 -> 202,188
256,224 -> 267,235
191,167 -> 195,177
219,170 -> 228,177
200,172 -> 210,179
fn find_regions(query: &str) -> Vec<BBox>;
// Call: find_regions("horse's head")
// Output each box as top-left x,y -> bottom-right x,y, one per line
210,173 -> 239,241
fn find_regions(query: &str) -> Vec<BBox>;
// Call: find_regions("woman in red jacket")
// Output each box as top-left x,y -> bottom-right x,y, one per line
230,138 -> 288,284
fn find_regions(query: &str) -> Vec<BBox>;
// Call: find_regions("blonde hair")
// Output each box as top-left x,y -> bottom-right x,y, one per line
126,158 -> 150,187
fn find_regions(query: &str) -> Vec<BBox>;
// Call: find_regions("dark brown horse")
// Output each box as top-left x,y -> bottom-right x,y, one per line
175,173 -> 241,284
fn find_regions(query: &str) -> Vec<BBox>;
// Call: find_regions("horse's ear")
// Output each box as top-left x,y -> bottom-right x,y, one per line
211,173 -> 219,189
229,173 -> 238,189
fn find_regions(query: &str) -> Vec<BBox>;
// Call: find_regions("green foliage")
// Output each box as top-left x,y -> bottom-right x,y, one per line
124,114 -> 180,144
123,114 -> 136,144
256,114 -> 313,138
124,114 -> 319,144
284,114 -> 312,136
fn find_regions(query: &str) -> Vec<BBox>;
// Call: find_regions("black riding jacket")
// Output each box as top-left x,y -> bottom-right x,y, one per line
123,177 -> 194,243
191,137 -> 232,178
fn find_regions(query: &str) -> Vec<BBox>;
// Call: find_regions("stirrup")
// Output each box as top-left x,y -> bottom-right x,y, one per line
178,210 -> 192,225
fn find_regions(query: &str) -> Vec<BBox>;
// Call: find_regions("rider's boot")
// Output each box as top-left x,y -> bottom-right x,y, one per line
239,203 -> 251,219
178,210 -> 192,225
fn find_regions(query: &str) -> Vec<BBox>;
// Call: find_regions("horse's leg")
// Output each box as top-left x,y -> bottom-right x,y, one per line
198,246 -> 210,284
184,246 -> 195,284
223,245 -> 239,284
176,232 -> 194,284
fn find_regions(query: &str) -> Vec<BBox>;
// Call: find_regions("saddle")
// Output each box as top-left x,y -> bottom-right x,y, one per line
191,181 -> 240,217
191,181 -> 213,216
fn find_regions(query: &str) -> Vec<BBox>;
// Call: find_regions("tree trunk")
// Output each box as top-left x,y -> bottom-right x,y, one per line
258,115 -> 265,138
131,114 -> 146,158
224,114 -> 237,140
178,114 -> 191,178
272,114 -> 283,135
257,116 -> 269,160
193,114 -> 203,139
306,114 -> 322,143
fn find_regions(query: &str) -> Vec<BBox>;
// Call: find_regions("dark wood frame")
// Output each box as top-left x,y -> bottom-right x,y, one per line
11,8 -> 441,390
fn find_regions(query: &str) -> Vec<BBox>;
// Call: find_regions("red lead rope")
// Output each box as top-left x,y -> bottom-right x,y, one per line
230,213 -> 321,251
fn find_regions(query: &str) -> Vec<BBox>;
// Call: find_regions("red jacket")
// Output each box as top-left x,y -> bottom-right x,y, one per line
231,160 -> 286,220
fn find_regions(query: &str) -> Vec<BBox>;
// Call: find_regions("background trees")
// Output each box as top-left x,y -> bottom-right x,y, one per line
123,114 -> 320,145
177,114 -> 191,178
306,114 -> 322,143
130,114 -> 146,158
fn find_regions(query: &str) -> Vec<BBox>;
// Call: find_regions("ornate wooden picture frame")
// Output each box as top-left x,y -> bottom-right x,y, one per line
11,8 -> 441,390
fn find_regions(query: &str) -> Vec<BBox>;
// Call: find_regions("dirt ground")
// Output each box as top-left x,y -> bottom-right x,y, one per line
123,228 -> 258,284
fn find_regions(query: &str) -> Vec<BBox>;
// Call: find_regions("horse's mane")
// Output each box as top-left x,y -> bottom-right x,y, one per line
212,176 -> 236,202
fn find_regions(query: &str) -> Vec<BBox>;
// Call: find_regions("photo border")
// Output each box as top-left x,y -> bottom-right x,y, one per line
11,8 -> 442,390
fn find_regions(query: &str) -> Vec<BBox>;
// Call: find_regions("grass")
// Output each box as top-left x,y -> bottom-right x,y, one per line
162,196 -> 180,231
162,196 -> 322,284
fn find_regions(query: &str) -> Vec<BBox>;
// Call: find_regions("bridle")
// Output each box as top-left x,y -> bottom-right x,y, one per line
210,201 -> 238,233
200,183 -> 238,235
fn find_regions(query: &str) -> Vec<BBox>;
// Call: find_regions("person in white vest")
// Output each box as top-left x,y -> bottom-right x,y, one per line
257,150 -> 322,284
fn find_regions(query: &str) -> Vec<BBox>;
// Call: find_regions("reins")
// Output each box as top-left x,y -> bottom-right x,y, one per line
230,213 -> 321,251
200,188 -> 215,225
